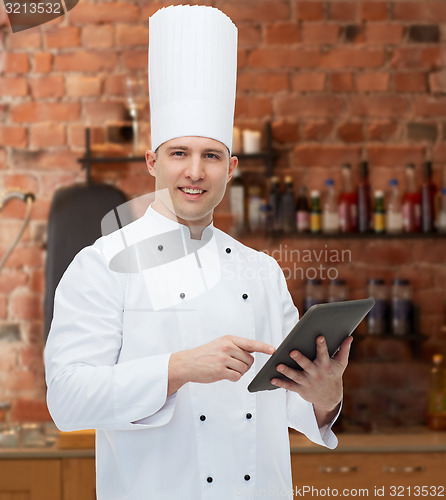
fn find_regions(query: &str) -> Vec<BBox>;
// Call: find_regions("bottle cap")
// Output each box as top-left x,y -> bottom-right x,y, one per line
368,278 -> 385,285
325,178 -> 335,186
442,187 -> 446,195
284,175 -> 293,184
374,190 -> 384,197
389,179 -> 398,186
310,190 -> 320,197
306,278 -> 322,285
392,278 -> 410,285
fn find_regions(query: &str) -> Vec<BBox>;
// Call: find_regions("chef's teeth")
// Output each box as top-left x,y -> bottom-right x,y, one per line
182,188 -> 204,194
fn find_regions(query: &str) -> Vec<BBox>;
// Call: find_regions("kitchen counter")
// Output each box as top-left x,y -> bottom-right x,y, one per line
0,447 -> 94,459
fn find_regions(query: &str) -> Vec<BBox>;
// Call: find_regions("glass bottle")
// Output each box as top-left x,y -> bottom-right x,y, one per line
322,179 -> 339,234
373,190 -> 385,234
357,161 -> 371,233
421,161 -> 437,233
338,163 -> 358,233
327,279 -> 348,303
281,175 -> 296,234
296,186 -> 310,233
427,354 -> 446,431
310,190 -> 322,234
402,163 -> 421,233
229,168 -> 245,234
391,278 -> 412,336
268,176 -> 282,233
248,186 -> 263,232
436,187 -> 446,233
386,179 -> 403,234
304,278 -> 325,313
366,278 -> 388,335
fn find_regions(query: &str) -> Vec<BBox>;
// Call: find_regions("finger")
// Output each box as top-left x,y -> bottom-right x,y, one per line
288,349 -> 316,376
225,357 -> 251,376
230,350 -> 254,370
270,377 -> 302,393
276,363 -> 306,385
231,336 -> 275,355
332,336 -> 353,368
315,336 -> 331,368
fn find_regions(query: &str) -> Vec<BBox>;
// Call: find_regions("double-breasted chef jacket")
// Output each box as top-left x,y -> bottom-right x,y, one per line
45,204 -> 338,500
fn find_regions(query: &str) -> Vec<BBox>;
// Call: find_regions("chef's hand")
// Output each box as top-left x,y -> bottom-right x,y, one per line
271,336 -> 352,427
167,335 -> 275,396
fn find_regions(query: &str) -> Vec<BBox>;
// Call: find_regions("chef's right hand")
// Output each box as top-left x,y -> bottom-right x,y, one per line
167,336 -> 275,396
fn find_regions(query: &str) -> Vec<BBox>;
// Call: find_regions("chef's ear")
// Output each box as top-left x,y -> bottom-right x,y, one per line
227,156 -> 238,184
145,150 -> 157,178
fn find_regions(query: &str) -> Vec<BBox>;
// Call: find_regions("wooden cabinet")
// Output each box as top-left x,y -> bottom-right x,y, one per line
62,459 -> 95,500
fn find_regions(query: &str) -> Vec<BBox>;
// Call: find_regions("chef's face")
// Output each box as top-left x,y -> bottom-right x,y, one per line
145,136 -> 238,233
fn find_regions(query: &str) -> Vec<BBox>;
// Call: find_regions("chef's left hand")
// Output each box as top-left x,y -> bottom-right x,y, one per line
271,335 -> 352,426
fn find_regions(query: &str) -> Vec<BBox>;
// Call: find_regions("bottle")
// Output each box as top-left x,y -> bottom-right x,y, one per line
338,163 -> 358,233
391,278 -> 412,336
304,279 -> 324,313
357,161 -> 371,233
229,168 -> 245,234
322,179 -> 339,234
373,190 -> 385,234
366,279 -> 388,335
309,190 -> 322,234
281,175 -> 296,234
327,279 -> 348,303
386,179 -> 403,234
421,161 -> 437,233
268,176 -> 282,232
427,354 -> 446,431
436,187 -> 446,233
295,186 -> 310,233
402,163 -> 421,233
248,186 -> 263,232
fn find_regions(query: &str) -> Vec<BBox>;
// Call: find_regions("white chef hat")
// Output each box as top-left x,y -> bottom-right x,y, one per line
148,5 -> 238,153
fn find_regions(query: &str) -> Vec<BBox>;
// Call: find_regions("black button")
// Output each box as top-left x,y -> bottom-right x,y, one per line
200,415 -> 206,421
225,248 -> 231,254
158,245 -> 163,251
244,475 -> 251,481
242,293 -> 248,300
246,413 -> 252,419
180,293 -> 185,299
207,477 -> 213,483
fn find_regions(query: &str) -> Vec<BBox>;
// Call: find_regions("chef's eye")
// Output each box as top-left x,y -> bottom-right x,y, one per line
204,153 -> 219,160
172,151 -> 186,157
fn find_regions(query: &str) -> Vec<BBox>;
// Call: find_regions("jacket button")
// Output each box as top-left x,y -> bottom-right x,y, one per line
200,415 -> 206,421
242,293 -> 248,300
180,293 -> 185,299
246,413 -> 252,419
225,247 -> 231,254
207,477 -> 213,483
158,245 -> 163,251
244,475 -> 251,481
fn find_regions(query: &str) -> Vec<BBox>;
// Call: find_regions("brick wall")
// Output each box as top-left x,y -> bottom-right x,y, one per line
0,0 -> 445,427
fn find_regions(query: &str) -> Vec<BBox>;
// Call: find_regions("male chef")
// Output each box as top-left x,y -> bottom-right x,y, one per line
45,5 -> 352,500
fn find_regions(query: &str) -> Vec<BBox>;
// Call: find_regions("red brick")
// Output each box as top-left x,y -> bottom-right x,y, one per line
391,48 -> 446,70
264,23 -> 300,44
0,77 -> 28,97
33,52 -> 52,73
68,2 -> 140,24
238,50 -> 248,69
0,296 -> 6,319
116,24 -> 149,46
296,1 -> 325,21
30,123 -> 65,148
302,24 -> 339,44
11,102 -> 80,123
84,102 -> 127,123
432,143 -> 446,163
349,96 -> 409,117
235,96 -> 272,119
3,53 -> 29,73
11,398 -> 51,422
304,121 -> 334,141
329,1 -> 359,21
54,50 -> 118,72
368,121 -> 399,141
367,145 -> 425,167
330,73 -> 355,92
8,31 -> 41,50
0,127 -> 27,147
4,173 -> 39,196
4,370 -> 39,392
237,72 -> 289,93
275,95 -> 344,117
0,149 -> 6,170
321,48 -> 385,69
11,149 -> 79,172
429,70 -> 446,93
122,49 -> 148,70
366,23 -> 404,44
221,1 -> 290,22
104,75 -> 126,96
356,72 -> 390,92
66,75 -> 102,97
393,1 -> 446,22
292,72 -> 326,92
338,122 -> 364,143
0,270 -> 28,294
67,125 -> 106,149
29,75 -> 64,99
81,25 -> 114,48
294,145 -> 361,167
413,97 -> 446,117
40,172 -> 79,195
238,23 -> 262,46
361,1 -> 388,21
393,72 -> 427,92
45,27 -> 80,48
248,48 -> 321,69
29,269 -> 44,294
271,120 -> 299,143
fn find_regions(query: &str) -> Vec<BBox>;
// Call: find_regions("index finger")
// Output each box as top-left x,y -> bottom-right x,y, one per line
231,336 -> 276,355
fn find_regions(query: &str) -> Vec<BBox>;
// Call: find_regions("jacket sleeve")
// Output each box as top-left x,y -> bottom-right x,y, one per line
271,258 -> 339,449
44,243 -> 177,432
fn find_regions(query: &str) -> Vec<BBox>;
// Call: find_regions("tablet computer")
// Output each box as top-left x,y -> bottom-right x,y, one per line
247,297 -> 375,393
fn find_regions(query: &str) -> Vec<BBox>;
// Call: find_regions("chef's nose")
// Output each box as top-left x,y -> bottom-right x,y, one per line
184,156 -> 205,181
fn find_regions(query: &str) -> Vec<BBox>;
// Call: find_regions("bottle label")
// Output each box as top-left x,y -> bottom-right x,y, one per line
297,211 -> 309,232
374,213 -> 385,232
310,213 -> 321,232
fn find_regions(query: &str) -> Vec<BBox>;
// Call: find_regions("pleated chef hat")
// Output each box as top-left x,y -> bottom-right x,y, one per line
148,5 -> 238,153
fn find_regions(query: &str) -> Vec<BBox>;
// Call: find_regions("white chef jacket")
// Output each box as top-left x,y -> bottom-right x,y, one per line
45,205 -> 338,500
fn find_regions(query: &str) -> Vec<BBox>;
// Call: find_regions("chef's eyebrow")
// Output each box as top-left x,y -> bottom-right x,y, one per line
165,145 -> 227,156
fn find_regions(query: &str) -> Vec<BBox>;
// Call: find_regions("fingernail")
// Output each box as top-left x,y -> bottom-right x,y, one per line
319,337 -> 325,344
277,365 -> 284,372
271,379 -> 278,385
290,351 -> 297,358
